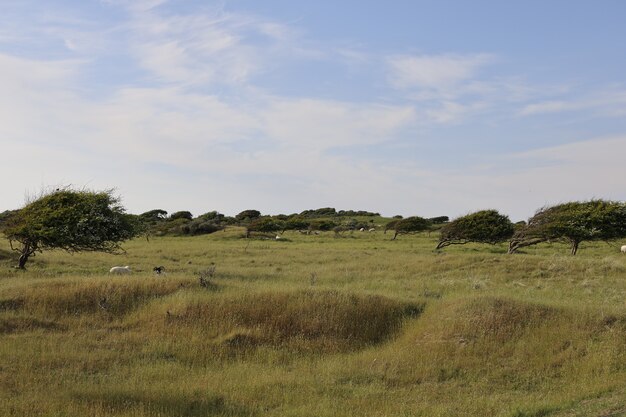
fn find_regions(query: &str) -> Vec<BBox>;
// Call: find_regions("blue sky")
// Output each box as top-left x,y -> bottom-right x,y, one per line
1,0 -> 625,220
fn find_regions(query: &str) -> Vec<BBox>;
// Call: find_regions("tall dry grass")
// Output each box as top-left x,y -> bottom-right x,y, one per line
0,229 -> 625,416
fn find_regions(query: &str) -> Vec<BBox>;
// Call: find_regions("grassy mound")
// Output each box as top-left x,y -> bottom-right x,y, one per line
164,290 -> 423,353
354,296 -> 625,392
4,277 -> 193,317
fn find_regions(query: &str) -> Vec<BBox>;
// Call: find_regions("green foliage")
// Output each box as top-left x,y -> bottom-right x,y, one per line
307,219 -> 338,232
510,200 -> 626,255
298,208 -> 379,218
3,189 -> 139,268
235,209 -> 261,222
169,211 -> 193,221
139,209 -> 168,223
391,216 -> 430,240
437,210 -> 515,249
0,210 -> 18,230
142,210 -> 232,237
283,217 -> 310,231
336,209 -> 380,217
196,211 -> 233,225
342,218 -> 370,231
428,216 -> 449,224
384,219 -> 400,234
299,207 -> 337,217
246,217 -> 284,237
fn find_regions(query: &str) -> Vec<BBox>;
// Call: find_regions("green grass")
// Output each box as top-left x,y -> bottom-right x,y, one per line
0,227 -> 625,416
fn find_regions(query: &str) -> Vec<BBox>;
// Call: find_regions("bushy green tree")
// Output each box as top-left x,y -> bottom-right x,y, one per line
3,189 -> 139,268
509,200 -> 626,255
436,210 -> 514,250
428,216 -> 449,224
283,217 -> 310,232
246,217 -> 284,237
139,209 -> 168,223
235,209 -> 261,222
391,216 -> 430,240
308,219 -> 338,232
300,207 -> 337,217
169,211 -> 193,221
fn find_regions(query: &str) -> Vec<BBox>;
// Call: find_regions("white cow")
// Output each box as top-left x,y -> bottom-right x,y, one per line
109,266 -> 131,274
621,245 -> 626,254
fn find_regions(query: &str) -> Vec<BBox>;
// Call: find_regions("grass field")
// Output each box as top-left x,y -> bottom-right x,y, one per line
1,227 -> 625,416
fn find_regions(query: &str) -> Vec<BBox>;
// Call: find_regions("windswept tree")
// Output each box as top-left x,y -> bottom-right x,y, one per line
436,210 -> 514,250
383,219 -> 400,235
235,209 -> 261,223
139,209 -> 168,223
390,216 -> 430,240
509,200 -> 626,255
2,189 -> 140,269
169,211 -> 193,221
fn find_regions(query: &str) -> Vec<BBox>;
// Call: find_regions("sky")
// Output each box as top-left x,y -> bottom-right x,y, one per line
1,0 -> 625,221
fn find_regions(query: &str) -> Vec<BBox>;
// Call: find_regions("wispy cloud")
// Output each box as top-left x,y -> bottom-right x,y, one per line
0,1 -> 624,219
520,89 -> 626,117
387,53 -> 493,91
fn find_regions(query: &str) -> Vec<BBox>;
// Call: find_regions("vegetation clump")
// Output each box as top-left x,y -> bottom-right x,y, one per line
509,200 -> 626,255
390,216 -> 431,240
2,188 -> 139,269
172,290 -> 422,352
436,210 -> 515,249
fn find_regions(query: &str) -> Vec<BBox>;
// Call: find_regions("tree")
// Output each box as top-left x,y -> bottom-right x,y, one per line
235,209 -> 261,222
300,207 -> 337,217
384,219 -> 400,235
245,217 -> 284,238
2,189 -> 139,269
436,210 -> 514,250
283,217 -> 310,233
509,200 -> 626,255
139,209 -> 168,223
390,216 -> 430,240
169,211 -> 193,221
428,216 -> 449,224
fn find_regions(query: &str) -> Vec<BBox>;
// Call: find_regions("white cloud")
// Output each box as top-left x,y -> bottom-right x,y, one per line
1,2 -> 625,221
387,53 -> 493,90
260,98 -> 416,149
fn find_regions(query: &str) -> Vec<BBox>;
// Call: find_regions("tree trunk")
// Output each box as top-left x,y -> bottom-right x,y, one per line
17,242 -> 33,269
570,240 -> 579,255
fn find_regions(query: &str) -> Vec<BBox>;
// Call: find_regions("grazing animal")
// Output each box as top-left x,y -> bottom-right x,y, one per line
153,266 -> 165,275
368,228 -> 376,232
359,227 -> 365,232
621,245 -> 626,254
109,266 -> 131,274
